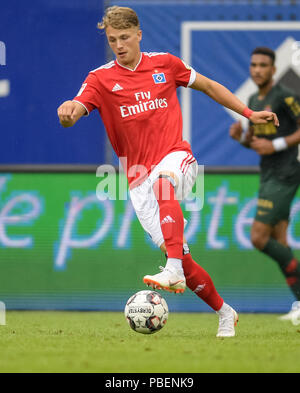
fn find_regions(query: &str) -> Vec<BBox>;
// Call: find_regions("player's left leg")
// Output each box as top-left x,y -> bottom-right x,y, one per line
272,220 -> 300,321
253,177 -> 300,303
273,221 -> 300,295
253,221 -> 300,297
258,224 -> 300,301
159,240 -> 238,337
183,244 -> 238,338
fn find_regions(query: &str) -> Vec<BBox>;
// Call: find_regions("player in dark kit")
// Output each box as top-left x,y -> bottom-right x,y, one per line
230,47 -> 300,321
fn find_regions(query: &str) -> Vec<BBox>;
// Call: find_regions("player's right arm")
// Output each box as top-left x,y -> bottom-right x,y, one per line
58,72 -> 100,128
57,100 -> 87,128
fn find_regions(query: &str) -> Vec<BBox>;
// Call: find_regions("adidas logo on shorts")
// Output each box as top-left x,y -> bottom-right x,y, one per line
161,216 -> 176,225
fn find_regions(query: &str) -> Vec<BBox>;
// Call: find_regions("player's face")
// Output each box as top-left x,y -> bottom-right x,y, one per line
106,26 -> 142,69
250,54 -> 275,88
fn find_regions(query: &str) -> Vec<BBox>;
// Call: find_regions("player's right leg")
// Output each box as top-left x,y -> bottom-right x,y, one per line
143,266 -> 186,294
139,151 -> 198,294
143,174 -> 186,293
129,170 -> 186,294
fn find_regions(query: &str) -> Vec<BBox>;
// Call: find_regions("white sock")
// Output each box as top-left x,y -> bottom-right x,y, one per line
166,258 -> 184,275
217,302 -> 231,316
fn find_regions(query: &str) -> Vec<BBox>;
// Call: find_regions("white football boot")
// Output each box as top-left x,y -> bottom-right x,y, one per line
279,301 -> 300,323
216,303 -> 239,338
143,266 -> 186,294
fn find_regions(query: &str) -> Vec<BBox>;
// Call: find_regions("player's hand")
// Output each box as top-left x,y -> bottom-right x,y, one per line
229,121 -> 243,141
57,100 -> 85,127
250,111 -> 280,127
250,136 -> 275,155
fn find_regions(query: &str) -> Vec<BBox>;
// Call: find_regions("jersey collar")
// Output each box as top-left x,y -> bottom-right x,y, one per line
116,52 -> 143,72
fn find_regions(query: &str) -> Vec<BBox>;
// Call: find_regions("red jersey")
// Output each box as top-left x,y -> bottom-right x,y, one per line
73,52 -> 196,188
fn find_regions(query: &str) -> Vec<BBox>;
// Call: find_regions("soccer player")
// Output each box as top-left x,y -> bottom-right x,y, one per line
57,7 -> 279,337
230,47 -> 300,322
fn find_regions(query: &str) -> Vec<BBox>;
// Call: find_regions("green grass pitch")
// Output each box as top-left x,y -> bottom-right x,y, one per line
0,311 -> 300,373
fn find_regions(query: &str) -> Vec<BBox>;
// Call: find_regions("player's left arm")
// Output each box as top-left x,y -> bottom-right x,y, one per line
283,120 -> 300,145
251,95 -> 300,155
282,95 -> 300,148
190,73 -> 279,126
250,120 -> 300,155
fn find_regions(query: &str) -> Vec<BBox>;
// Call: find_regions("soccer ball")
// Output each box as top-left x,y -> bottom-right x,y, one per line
125,290 -> 169,334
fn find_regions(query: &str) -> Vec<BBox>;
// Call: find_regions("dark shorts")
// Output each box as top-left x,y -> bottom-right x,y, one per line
255,177 -> 299,226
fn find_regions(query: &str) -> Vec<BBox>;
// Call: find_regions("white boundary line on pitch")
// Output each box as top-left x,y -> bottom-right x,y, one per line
181,22 -> 300,144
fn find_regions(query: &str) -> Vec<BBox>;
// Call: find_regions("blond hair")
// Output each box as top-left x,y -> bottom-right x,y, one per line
98,6 -> 140,30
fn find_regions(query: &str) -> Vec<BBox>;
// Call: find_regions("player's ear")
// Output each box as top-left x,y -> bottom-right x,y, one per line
272,65 -> 276,76
137,29 -> 142,43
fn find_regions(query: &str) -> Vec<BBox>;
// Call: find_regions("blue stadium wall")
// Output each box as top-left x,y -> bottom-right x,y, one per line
1,0 -> 300,166
0,0 -> 107,165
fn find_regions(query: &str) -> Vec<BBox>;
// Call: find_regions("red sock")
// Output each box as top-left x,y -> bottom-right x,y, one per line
153,177 -> 183,259
183,253 -> 224,311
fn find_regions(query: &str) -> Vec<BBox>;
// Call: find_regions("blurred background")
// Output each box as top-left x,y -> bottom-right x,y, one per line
0,0 -> 300,313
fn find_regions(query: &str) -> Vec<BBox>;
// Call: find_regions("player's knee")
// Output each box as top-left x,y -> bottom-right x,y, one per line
153,175 -> 176,202
160,243 -> 167,254
158,171 -> 178,186
251,228 -> 269,250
